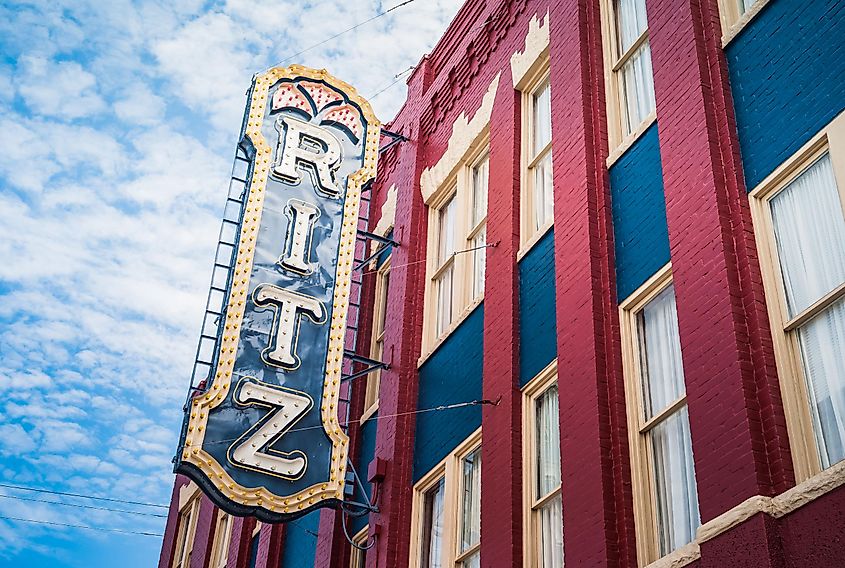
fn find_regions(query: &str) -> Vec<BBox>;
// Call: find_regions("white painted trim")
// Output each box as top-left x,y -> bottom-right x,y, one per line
419,74 -> 500,205
721,0 -> 771,47
511,11 -> 550,90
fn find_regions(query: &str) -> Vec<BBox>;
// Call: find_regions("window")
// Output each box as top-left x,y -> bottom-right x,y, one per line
363,258 -> 390,420
423,143 -> 489,355
469,154 -> 488,301
172,497 -> 200,568
433,193 -> 458,338
601,0 -> 656,153
350,526 -> 369,568
523,362 -> 564,568
718,0 -> 764,41
521,69 -> 554,249
411,431 -> 482,568
620,268 -> 700,564
750,120 -> 845,481
209,511 -> 232,568
456,448 -> 481,568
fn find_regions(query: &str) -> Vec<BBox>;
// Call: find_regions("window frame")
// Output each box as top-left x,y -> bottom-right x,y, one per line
619,264 -> 700,565
600,0 -> 658,163
350,526 -> 369,568
422,138 -> 490,359
719,0 -> 770,46
521,360 -> 563,568
172,494 -> 200,568
410,429 -> 482,568
362,256 -> 391,421
519,62 -> 554,256
749,112 -> 845,482
209,510 -> 232,568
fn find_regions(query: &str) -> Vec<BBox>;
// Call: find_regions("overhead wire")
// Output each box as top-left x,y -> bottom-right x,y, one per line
0,493 -> 167,518
0,482 -> 168,510
0,515 -> 163,538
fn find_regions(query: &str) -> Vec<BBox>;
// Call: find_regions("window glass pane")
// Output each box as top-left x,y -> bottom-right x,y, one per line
650,406 -> 700,556
798,297 -> 845,468
438,196 -> 457,265
532,81 -> 552,156
619,43 -> 656,135
421,478 -> 446,568
459,552 -> 481,568
638,285 -> 686,419
770,153 -> 845,316
537,493 -> 564,568
616,0 -> 648,52
472,154 -> 489,228
472,227 -> 486,300
435,263 -> 454,336
460,448 -> 482,553
532,151 -> 554,231
739,0 -> 755,14
536,385 -> 561,498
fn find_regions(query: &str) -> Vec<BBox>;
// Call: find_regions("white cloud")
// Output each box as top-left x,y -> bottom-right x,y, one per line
18,57 -> 106,119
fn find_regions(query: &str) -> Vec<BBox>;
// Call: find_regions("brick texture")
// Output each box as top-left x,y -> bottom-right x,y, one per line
158,475 -> 191,568
480,81 -> 522,567
648,0 -> 794,523
548,0 -> 636,565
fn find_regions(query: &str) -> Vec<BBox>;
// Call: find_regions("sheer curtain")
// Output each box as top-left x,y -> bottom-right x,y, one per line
532,81 -> 553,230
536,386 -> 563,568
472,156 -> 489,299
770,153 -> 845,467
422,479 -> 446,568
616,0 -> 655,135
639,286 -> 700,556
436,197 -> 457,335
459,449 -> 481,567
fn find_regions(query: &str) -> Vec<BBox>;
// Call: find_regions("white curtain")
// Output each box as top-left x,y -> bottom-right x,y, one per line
536,386 -> 561,497
770,154 -> 845,316
472,155 -> 489,228
616,0 -> 655,135
436,263 -> 453,336
533,152 -> 554,231
539,494 -> 564,568
472,227 -> 486,300
423,479 -> 445,568
771,153 -> 845,468
650,406 -> 700,555
639,286 -> 686,417
639,286 -> 700,555
461,449 -> 482,552
740,0 -> 756,13
533,82 -> 551,156
438,197 -> 457,264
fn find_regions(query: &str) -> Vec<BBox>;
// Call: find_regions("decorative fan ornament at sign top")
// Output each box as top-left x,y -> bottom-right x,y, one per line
175,65 -> 380,523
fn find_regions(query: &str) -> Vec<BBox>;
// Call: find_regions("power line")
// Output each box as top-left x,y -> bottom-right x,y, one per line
0,515 -> 163,538
0,482 -> 168,510
274,0 -> 418,67
0,493 -> 167,518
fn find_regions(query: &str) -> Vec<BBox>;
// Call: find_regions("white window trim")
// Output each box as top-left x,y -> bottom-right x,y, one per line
350,525 -> 369,568
521,360 -> 562,568
749,110 -> 845,482
719,0 -> 771,46
209,510 -> 232,568
600,0 -> 658,164
172,486 -> 201,568
420,137 -> 490,364
409,429 -> 482,568
362,257 -> 391,422
518,62 -> 555,258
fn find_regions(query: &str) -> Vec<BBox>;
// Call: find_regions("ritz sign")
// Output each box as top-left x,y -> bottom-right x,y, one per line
175,65 -> 380,522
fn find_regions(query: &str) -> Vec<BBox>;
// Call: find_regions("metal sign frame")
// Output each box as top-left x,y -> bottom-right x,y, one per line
176,65 -> 380,522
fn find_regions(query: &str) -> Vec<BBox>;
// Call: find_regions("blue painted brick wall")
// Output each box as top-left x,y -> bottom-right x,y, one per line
350,414 -> 377,534
727,0 -> 845,189
609,123 -> 671,301
518,229 -> 558,387
280,510 -> 320,568
413,304 -> 484,482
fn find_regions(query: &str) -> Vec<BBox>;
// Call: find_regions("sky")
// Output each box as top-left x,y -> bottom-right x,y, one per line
0,1 -> 463,566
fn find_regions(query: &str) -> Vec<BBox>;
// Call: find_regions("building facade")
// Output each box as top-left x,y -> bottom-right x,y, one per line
158,0 -> 845,566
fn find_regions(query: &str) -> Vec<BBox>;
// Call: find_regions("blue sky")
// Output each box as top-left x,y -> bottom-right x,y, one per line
0,1 -> 461,566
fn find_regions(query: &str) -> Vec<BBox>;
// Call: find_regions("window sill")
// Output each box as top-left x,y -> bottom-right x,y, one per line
721,0 -> 770,47
517,219 -> 554,262
360,402 -> 378,424
418,297 -> 484,368
606,112 -> 657,168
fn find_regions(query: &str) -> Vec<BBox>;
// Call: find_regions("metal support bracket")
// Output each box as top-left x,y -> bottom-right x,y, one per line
378,129 -> 408,154
354,230 -> 400,270
341,350 -> 389,383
